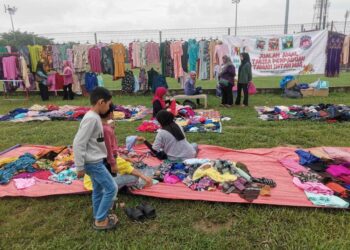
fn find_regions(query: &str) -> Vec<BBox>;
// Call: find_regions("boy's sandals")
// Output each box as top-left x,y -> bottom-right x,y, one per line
136,203 -> 156,219
124,203 -> 156,221
124,207 -> 146,222
92,214 -> 119,231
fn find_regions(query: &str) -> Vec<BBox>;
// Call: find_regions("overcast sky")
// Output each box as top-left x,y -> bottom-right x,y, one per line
0,0 -> 349,34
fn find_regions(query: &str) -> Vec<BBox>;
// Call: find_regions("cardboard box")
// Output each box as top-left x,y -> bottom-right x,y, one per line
301,88 -> 329,97
314,88 -> 329,97
301,88 -> 315,97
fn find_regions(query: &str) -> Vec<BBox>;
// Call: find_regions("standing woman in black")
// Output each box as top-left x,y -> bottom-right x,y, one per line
235,52 -> 252,107
36,61 -> 49,101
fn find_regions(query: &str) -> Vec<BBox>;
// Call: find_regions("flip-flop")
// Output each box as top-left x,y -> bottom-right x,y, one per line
136,203 -> 156,219
92,214 -> 118,231
124,207 -> 146,222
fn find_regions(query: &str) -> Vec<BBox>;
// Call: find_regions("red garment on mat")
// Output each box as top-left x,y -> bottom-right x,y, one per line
137,121 -> 160,133
32,170 -> 52,180
47,104 -> 59,111
54,73 -> 64,90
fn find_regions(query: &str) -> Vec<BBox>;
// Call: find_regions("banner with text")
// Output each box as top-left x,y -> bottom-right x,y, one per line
222,30 -> 328,76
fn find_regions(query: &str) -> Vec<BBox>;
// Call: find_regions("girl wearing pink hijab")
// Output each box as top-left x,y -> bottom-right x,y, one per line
63,61 -> 74,100
152,87 -> 168,118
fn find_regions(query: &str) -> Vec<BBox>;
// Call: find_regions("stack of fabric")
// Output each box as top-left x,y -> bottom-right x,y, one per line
157,159 -> 276,202
280,148 -> 350,208
0,104 -> 150,122
137,108 -> 222,133
255,104 -> 350,122
0,147 -> 77,189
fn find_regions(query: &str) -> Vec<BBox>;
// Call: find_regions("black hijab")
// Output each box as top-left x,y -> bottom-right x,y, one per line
239,53 -> 251,75
156,110 -> 185,141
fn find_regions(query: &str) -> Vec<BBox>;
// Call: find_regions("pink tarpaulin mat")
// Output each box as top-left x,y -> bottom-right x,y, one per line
1,144 -> 349,208
131,144 -> 350,208
0,144 -> 89,198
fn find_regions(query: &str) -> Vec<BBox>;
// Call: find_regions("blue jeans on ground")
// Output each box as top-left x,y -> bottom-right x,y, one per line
85,161 -> 117,221
113,167 -> 156,199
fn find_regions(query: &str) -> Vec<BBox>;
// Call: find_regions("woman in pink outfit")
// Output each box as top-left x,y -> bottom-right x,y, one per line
62,61 -> 74,100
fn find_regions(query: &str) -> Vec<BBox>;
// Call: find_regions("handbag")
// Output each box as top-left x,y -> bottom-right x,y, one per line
219,79 -> 230,87
248,82 -> 257,95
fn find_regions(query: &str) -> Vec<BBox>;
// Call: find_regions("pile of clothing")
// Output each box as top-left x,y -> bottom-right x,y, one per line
280,148 -> 350,208
157,159 -> 276,202
279,75 -> 329,98
0,104 -> 150,123
255,104 -> 350,122
137,108 -> 222,133
0,147 -> 78,189
113,105 -> 150,122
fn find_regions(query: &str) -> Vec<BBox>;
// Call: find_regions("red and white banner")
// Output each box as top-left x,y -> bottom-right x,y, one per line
222,30 -> 328,76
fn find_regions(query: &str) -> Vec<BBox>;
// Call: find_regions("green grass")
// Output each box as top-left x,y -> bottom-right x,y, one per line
1,93 -> 350,249
103,70 -> 350,90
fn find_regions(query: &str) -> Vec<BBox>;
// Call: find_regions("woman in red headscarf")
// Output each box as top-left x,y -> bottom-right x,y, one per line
152,87 -> 168,118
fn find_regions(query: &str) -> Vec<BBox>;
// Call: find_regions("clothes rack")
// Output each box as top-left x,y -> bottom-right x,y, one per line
1,79 -> 29,101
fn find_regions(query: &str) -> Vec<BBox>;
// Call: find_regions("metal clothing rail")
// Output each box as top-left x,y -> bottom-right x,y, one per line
1,79 -> 29,101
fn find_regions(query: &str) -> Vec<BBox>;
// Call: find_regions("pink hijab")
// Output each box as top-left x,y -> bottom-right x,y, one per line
152,87 -> 167,109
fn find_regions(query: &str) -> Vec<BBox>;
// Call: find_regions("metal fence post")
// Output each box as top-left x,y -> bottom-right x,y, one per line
301,24 -> 304,32
32,34 -> 36,45
228,27 -> 231,35
94,32 -> 98,44
159,30 -> 162,44
331,21 -> 334,32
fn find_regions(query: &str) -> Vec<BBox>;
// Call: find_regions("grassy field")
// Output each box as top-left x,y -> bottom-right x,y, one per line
103,70 -> 350,90
1,92 -> 350,249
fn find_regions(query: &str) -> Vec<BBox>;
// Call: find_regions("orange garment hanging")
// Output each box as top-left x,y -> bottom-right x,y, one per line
209,40 -> 218,80
112,43 -> 125,79
170,41 -> 184,79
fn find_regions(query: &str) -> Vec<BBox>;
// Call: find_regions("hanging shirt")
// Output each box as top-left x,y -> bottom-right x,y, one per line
42,45 -> 54,72
63,66 -> 74,85
181,41 -> 189,73
140,42 -> 146,67
88,47 -> 102,73
52,45 -> 61,70
170,41 -> 184,79
2,56 -> 18,80
128,43 -> 134,68
209,40 -> 218,80
198,40 -> 210,80
85,72 -> 98,93
28,45 -> 43,72
214,43 -> 230,66
188,39 -> 199,72
112,43 -> 126,78
101,47 -> 114,75
341,35 -> 350,65
97,74 -> 104,86
145,42 -> 160,65
132,42 -> 141,68
58,44 -> 70,61
20,56 -> 30,88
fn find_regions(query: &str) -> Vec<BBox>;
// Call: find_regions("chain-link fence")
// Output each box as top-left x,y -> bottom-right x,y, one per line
37,21 -> 350,44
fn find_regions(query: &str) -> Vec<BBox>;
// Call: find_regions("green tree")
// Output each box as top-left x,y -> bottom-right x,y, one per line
0,31 -> 52,47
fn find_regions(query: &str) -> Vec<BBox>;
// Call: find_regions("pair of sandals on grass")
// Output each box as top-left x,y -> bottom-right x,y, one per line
93,203 -> 156,231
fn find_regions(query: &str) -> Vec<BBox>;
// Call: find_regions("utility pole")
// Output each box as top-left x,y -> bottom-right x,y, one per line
319,0 -> 324,30
322,0 -> 328,29
284,0 -> 290,34
345,10 -> 349,34
4,5 -> 17,41
232,0 -> 241,36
